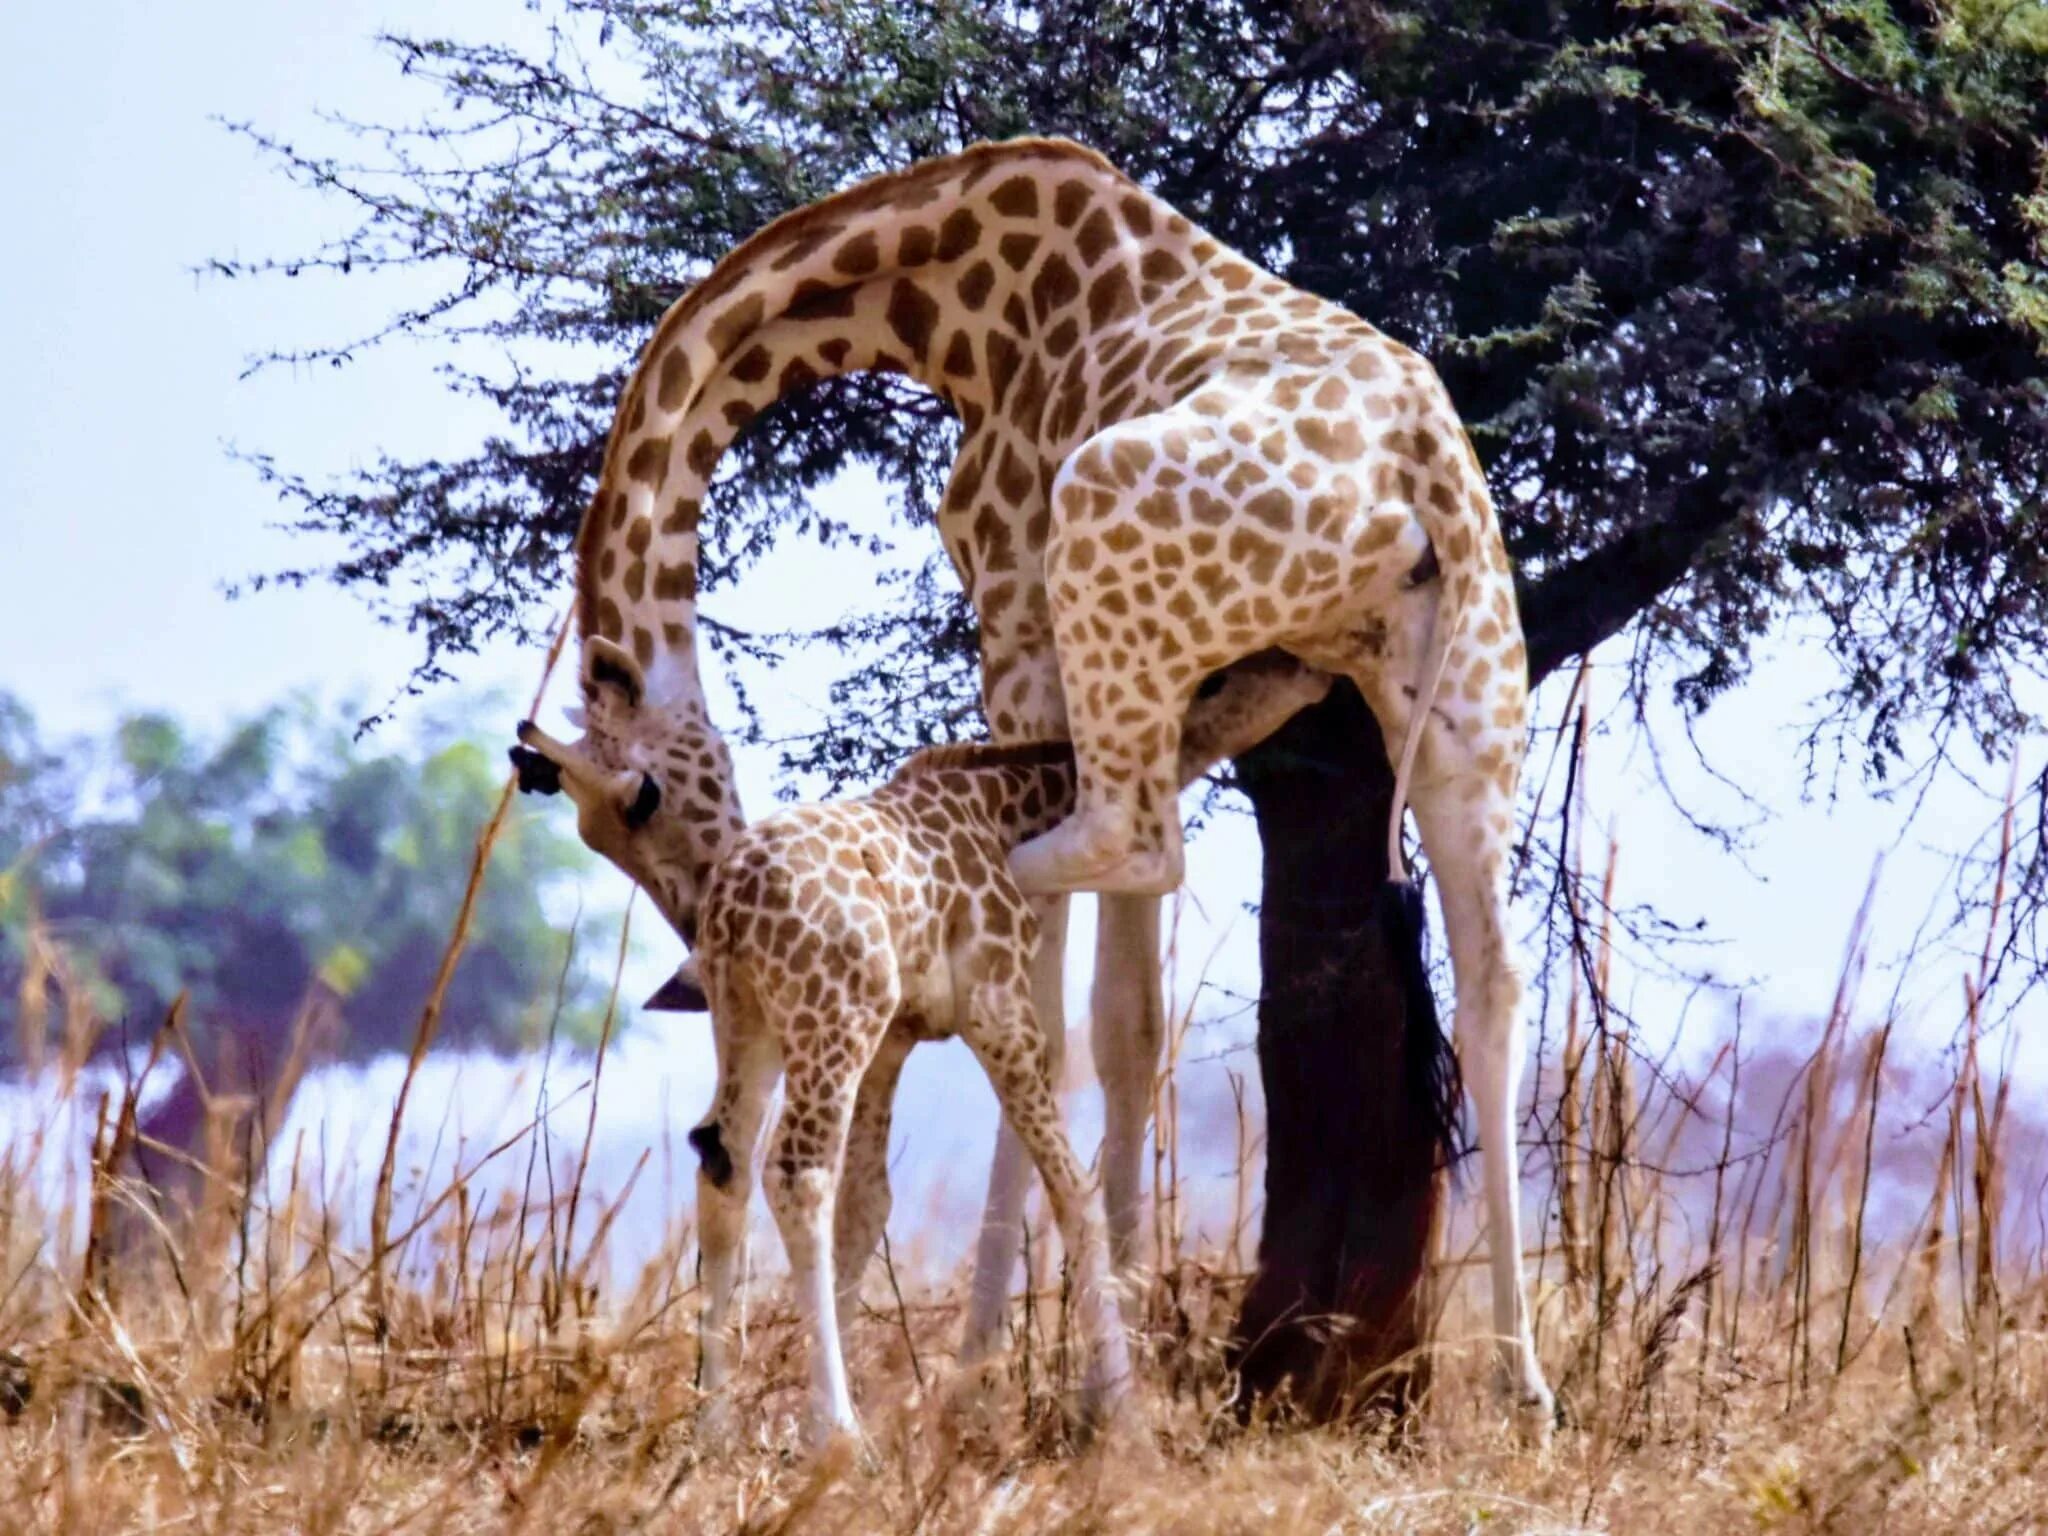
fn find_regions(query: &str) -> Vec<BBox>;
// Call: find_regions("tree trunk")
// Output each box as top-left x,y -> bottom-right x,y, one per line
131,979 -> 344,1235
1226,679 -> 1446,1421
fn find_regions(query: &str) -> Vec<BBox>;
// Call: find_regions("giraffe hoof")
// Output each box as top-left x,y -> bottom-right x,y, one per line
1076,1391 -> 1153,1466
1076,1376 -> 1131,1442
1007,806 -> 1138,895
1516,1394 -> 1556,1450
1075,850 -> 1184,897
1008,833 -> 1181,897
939,1357 -> 1007,1447
806,1420 -> 869,1470
1495,1375 -> 1556,1449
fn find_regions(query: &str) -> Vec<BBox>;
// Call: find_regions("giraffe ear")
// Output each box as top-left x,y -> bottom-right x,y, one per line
582,637 -> 646,710
645,958 -> 708,1013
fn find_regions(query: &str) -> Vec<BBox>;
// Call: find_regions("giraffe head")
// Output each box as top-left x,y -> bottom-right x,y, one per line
510,635 -> 743,947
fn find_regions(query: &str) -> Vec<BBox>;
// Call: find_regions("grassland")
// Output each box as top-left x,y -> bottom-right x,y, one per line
2,669 -> 2040,1532
2,928 -> 2043,1535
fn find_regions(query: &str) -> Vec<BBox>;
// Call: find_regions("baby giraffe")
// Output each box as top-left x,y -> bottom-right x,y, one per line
671,652 -> 1329,1453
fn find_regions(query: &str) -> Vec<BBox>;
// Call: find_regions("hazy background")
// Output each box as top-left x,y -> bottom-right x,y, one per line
3,2 -> 2039,1281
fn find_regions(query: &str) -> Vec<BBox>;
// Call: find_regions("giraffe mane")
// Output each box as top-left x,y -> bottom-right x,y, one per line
892,738 -> 1076,781
573,136 -> 1127,641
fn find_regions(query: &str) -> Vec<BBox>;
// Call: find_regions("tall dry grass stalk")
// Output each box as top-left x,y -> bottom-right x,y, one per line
367,607 -> 573,1340
1556,692 -> 1591,1315
1964,752 -> 2022,1337
6,647 -> 2045,1529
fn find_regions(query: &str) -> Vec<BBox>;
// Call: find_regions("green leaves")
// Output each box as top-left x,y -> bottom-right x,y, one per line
0,693 -> 623,1067
223,0 -> 2047,784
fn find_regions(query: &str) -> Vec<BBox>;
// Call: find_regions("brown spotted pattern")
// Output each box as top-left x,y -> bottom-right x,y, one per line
540,137 -> 1550,1432
684,654 -> 1329,1449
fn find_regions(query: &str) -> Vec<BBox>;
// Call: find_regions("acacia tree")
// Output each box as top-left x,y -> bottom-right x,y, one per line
224,0 -> 2048,1412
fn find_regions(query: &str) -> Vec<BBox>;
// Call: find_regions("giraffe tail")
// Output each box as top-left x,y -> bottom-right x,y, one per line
1382,604 -> 1461,888
1378,878 -> 1467,1176
1382,430 -> 1493,889
1377,433 -> 1492,1180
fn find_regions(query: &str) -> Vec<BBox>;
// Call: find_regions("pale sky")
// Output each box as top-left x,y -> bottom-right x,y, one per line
3,4 -> 2040,1276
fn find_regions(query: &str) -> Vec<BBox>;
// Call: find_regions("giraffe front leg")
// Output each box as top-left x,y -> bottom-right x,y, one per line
1092,895 -> 1164,1301
692,1035 -> 778,1455
1009,448 -> 1228,899
1007,731 -> 1187,898
764,1059 -> 866,1454
1007,799 -> 1144,895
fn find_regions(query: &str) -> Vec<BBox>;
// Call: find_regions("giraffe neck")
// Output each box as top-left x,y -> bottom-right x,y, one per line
889,750 -> 1081,851
574,139 -> 1244,799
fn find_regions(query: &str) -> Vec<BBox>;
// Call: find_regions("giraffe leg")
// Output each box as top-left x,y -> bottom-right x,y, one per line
764,1052 -> 871,1453
963,893 -> 1068,1359
1408,773 -> 1555,1439
1012,407 -> 1334,899
1003,427 -> 1194,898
958,970 -> 1132,1428
1008,746 -> 1185,898
692,1030 -> 779,1455
1005,685 -> 1186,898
1092,894 -> 1164,1298
834,1024 -> 915,1343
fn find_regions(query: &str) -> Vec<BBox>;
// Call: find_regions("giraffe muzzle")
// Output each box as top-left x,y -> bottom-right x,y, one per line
508,739 -> 563,796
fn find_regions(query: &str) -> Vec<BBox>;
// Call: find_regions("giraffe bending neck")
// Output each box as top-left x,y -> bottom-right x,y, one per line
577,137 -> 1188,682
552,138 -> 1282,940
524,140 -> 1488,1426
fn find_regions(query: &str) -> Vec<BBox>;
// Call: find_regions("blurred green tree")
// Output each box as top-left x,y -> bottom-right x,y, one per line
0,691 -> 621,1077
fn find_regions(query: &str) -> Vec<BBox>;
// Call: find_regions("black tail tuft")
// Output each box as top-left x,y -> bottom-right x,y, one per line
688,1122 -> 734,1189
1379,878 -> 1467,1178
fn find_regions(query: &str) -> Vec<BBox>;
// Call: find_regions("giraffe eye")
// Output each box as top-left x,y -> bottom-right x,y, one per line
624,773 -> 661,829
1194,671 -> 1227,701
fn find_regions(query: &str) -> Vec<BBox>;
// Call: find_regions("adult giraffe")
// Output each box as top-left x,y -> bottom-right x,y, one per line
520,136 -> 1551,1428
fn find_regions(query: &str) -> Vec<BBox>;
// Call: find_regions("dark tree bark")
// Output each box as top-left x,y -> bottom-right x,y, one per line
1226,538 -> 1693,1416
1227,680 -> 1448,1420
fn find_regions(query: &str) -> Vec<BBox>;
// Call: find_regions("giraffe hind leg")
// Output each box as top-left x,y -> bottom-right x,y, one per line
963,894 -> 1070,1359
957,972 -> 1132,1429
764,1052 -> 870,1453
1406,763 -> 1555,1440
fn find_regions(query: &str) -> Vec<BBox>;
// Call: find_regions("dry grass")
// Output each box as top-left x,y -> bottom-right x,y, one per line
4,672 -> 2041,1531
5,910 -> 2046,1534
1,1171 -> 2045,1534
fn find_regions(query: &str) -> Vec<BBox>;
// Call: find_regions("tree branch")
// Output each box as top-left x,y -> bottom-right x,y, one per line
1520,465 -> 1741,686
